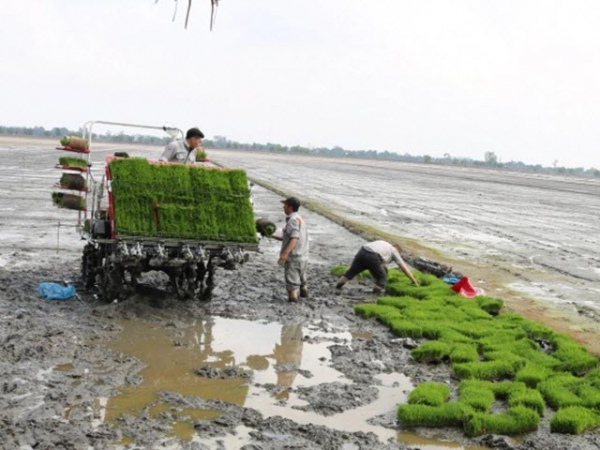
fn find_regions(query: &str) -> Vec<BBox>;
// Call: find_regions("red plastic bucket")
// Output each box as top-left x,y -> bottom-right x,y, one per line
451,277 -> 478,298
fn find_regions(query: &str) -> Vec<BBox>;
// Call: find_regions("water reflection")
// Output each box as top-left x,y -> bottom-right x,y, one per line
104,318 -> 252,422
273,323 -> 304,399
101,316 -> 481,449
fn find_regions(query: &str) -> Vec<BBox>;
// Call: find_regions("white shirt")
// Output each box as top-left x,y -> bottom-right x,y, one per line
362,240 -> 404,265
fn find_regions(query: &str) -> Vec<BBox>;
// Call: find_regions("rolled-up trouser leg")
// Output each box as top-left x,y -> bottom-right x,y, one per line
285,258 -> 308,292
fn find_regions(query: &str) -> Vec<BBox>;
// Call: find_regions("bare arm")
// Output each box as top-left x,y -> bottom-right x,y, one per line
398,260 -> 420,286
278,238 -> 298,266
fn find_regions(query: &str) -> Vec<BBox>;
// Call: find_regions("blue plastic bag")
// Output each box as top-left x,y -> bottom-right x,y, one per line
442,275 -> 461,285
38,283 -> 76,300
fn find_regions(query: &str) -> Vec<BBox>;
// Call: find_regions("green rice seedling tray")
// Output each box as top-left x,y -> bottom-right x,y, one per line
108,158 -> 257,243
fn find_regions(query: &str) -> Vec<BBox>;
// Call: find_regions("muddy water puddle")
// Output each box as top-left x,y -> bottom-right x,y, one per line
398,432 -> 488,450
98,316 -> 484,449
104,317 -> 252,422
53,363 -> 74,373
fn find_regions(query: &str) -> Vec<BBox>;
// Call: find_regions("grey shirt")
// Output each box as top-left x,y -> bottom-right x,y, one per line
282,212 -> 309,260
159,139 -> 196,164
363,240 -> 404,265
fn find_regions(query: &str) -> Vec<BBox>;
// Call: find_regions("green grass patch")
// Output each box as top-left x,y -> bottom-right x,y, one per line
508,385 -> 545,415
550,335 -> 598,375
386,271 -> 454,299
458,380 -> 495,412
407,382 -> 451,407
538,373 -> 585,409
330,265 -> 370,280
516,363 -> 555,388
398,403 -> 468,428
354,267 -> 600,438
550,407 -> 600,434
453,360 -> 522,381
449,343 -> 479,364
464,405 -> 540,437
537,372 -> 600,410
474,296 -> 504,315
476,330 -> 529,353
386,283 -> 454,299
412,341 -> 451,363
109,158 -> 256,242
400,380 -> 542,435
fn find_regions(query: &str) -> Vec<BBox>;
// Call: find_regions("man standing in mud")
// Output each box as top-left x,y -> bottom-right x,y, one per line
159,127 -> 204,164
271,197 -> 309,302
335,240 -> 419,294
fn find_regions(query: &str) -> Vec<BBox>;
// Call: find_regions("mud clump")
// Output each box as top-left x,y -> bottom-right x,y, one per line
294,382 -> 379,416
477,434 -> 516,449
193,365 -> 251,379
249,416 -> 398,450
273,363 -> 313,379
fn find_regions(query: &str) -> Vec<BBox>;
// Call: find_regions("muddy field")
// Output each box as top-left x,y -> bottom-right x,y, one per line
214,150 -> 600,349
1,138 -> 600,450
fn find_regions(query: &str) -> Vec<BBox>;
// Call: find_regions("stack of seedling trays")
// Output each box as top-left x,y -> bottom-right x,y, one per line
52,137 -> 89,211
108,158 -> 257,243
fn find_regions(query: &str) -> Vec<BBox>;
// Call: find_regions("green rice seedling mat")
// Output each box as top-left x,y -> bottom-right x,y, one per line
351,268 -> 600,436
109,158 -> 257,243
58,156 -> 88,169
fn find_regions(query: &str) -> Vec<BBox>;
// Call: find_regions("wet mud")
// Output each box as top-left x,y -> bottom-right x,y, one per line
213,150 -> 600,352
1,140 -> 600,449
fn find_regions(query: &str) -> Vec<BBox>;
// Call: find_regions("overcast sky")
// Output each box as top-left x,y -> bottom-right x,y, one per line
2,1 -> 600,168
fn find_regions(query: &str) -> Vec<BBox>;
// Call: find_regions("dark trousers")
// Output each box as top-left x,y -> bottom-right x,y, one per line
343,248 -> 387,288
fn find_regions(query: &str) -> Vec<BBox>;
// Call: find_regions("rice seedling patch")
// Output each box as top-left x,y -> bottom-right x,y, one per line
463,405 -> 540,437
453,359 -> 522,381
407,382 -> 451,407
411,341 -> 451,363
352,267 -> 600,436
516,364 -> 555,388
329,264 -> 373,280
458,381 -> 495,412
449,343 -> 479,364
507,385 -> 545,415
550,407 -> 600,434
398,403 -> 468,428
474,296 -> 504,316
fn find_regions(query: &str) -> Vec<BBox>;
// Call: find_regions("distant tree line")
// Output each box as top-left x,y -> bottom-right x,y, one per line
204,136 -> 600,178
2,125 -> 598,178
0,125 -> 171,145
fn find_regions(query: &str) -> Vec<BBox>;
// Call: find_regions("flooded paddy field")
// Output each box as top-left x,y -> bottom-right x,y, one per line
214,150 -> 600,349
1,138 -> 599,449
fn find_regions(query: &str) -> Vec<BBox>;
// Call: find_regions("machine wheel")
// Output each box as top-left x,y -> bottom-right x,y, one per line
100,262 -> 124,303
171,265 -> 200,300
171,260 -> 215,301
81,243 -> 100,289
199,258 -> 216,301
